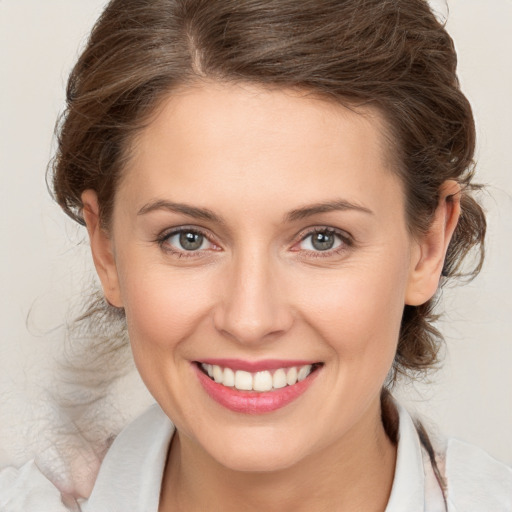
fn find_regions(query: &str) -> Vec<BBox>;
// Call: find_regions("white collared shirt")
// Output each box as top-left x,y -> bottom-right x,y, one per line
1,402 -> 511,511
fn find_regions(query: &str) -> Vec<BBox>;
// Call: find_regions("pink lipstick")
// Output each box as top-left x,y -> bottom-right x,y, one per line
193,360 -> 321,414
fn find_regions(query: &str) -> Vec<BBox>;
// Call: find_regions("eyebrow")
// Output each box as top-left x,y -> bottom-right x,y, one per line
137,198 -> 373,224
137,200 -> 225,224
285,199 -> 374,222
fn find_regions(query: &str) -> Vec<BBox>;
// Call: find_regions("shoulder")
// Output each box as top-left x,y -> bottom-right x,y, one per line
443,437 -> 512,511
82,403 -> 174,512
0,404 -> 172,512
0,459 -> 76,512
391,399 -> 512,511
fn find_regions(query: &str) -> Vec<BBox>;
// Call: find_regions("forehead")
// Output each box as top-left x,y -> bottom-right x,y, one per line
117,81 -> 403,220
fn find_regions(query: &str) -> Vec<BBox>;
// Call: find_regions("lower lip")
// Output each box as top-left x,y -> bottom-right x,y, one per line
193,364 -> 320,414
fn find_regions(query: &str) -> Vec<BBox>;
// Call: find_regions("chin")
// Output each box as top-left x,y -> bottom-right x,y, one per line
202,427 -> 309,473
216,449 -> 300,473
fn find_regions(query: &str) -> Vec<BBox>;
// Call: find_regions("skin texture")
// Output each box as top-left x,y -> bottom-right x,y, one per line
82,82 -> 460,511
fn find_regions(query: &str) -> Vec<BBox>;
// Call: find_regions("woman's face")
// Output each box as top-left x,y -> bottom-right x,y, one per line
87,82 -> 429,472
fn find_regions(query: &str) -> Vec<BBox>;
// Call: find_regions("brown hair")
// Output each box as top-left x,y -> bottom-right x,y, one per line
51,0 -> 485,383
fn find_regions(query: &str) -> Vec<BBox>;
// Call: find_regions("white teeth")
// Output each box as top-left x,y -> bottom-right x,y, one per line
201,363 -> 317,392
223,367 -> 235,387
253,371 -> 273,392
213,365 -> 223,383
286,367 -> 298,386
235,370 -> 253,390
272,368 -> 287,389
297,365 -> 312,382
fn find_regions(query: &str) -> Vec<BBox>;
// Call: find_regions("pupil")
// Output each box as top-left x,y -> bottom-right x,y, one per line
312,232 -> 334,251
179,232 -> 203,250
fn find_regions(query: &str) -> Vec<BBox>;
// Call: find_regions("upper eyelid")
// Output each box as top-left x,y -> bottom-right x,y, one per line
295,226 -> 353,243
156,227 -> 219,258
156,225 -> 352,251
157,225 -> 215,242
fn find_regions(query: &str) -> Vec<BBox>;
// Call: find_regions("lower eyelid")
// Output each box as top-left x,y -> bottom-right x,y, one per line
294,228 -> 352,250
156,227 -> 352,257
157,228 -> 221,256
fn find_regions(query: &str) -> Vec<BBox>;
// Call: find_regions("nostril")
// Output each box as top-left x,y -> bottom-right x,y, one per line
212,298 -> 294,345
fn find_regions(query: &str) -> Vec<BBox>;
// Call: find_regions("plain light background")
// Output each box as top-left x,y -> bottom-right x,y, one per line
1,0 -> 511,469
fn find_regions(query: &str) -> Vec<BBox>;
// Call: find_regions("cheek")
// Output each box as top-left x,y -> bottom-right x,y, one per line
118,262 -> 216,353
293,256 -> 409,365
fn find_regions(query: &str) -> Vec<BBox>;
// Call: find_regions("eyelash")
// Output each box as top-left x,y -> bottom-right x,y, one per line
155,226 -> 353,259
293,228 -> 353,258
156,226 -> 218,258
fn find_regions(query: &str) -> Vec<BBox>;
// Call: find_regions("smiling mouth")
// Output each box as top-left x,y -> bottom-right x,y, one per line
196,362 -> 323,392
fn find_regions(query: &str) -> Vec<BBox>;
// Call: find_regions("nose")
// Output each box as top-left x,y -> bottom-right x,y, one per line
213,249 -> 294,345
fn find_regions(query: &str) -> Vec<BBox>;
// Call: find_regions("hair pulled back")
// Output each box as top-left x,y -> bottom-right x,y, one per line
52,0 -> 486,383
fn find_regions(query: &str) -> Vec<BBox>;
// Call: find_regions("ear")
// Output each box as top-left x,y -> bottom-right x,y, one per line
81,190 -> 123,307
405,180 -> 461,306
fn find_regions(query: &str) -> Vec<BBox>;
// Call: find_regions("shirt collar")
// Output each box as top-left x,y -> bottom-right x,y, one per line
385,402 -> 426,511
84,401 -> 433,512
83,403 -> 173,512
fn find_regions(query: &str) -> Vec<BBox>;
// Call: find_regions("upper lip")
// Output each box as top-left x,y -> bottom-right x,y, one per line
195,358 -> 320,372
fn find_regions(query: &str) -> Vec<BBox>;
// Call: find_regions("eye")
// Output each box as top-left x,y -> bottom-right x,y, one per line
162,229 -> 215,253
298,229 -> 344,252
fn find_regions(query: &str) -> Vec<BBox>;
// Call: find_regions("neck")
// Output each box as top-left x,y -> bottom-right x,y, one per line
160,398 -> 396,512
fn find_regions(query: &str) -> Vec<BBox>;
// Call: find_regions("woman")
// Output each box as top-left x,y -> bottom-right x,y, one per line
1,0 -> 511,510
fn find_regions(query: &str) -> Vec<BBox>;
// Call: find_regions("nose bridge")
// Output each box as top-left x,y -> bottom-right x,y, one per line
213,244 -> 291,344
